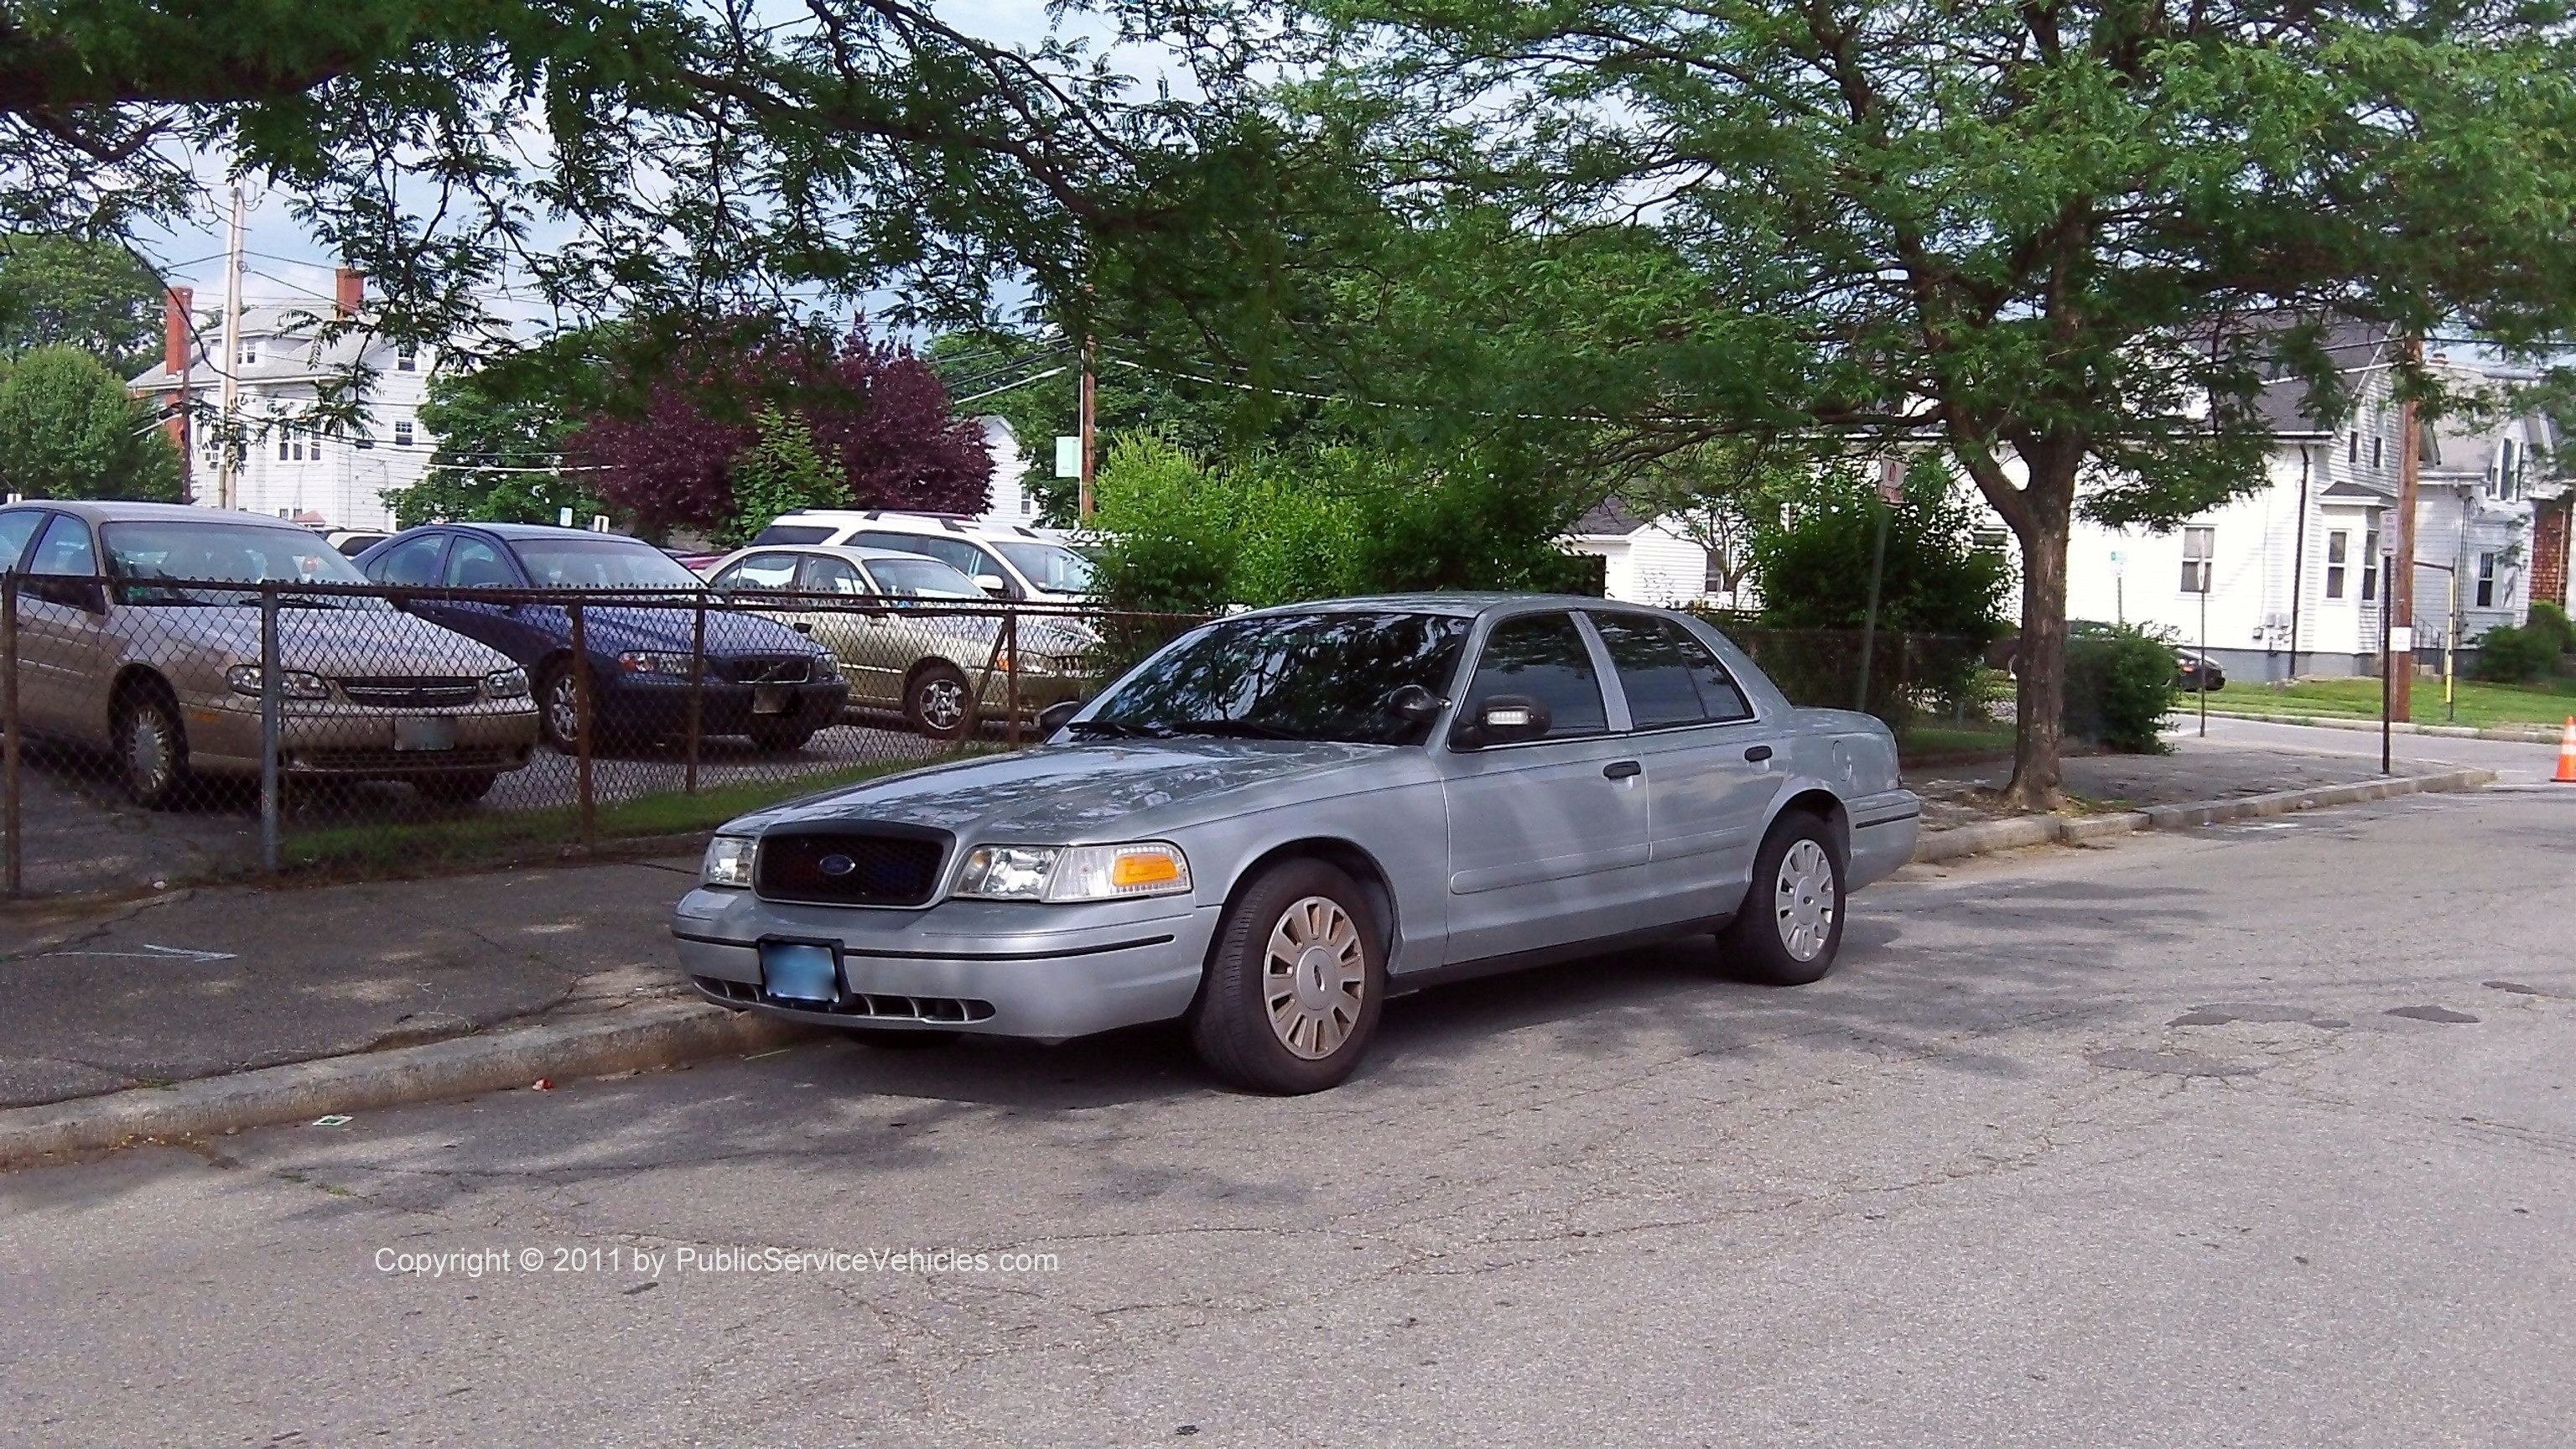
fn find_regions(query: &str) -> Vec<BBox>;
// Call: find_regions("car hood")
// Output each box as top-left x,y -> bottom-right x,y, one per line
734,738 -> 1400,841
132,605 -> 518,676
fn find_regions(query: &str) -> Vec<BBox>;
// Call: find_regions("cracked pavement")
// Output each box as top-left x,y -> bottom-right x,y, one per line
4,787 -> 2574,1446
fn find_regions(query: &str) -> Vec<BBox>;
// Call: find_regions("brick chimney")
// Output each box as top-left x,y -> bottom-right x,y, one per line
163,287 -> 194,493
335,267 -> 365,316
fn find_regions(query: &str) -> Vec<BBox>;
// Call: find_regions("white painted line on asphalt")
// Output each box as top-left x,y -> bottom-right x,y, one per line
42,943 -> 238,963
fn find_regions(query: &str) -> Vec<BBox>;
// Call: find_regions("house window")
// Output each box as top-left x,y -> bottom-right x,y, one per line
2347,432 -> 2359,465
2180,527 -> 2215,593
393,421 -> 414,447
355,435 -> 372,450
2371,435 -> 2383,470
278,432 -> 291,461
2477,553 -> 2497,609
397,344 -> 418,372
1973,529 -> 2009,554
2496,438 -> 2521,501
2325,532 -> 2348,600
237,337 -> 258,366
2360,530 -> 2380,601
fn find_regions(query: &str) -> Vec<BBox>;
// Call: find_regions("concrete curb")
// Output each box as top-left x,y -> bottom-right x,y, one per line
0,1001 -> 818,1167
1909,766 -> 2497,865
2199,709 -> 2563,745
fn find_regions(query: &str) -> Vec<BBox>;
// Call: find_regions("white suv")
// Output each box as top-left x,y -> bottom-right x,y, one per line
748,511 -> 1093,602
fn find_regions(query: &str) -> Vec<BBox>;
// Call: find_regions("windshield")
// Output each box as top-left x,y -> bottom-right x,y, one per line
993,541 -> 1094,593
101,521 -> 389,608
1080,611 -> 1469,745
512,537 -> 703,589
868,556 -> 985,600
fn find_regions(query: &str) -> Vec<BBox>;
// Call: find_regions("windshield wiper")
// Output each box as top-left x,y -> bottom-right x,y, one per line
1161,718 -> 1299,740
1065,719 -> 1171,739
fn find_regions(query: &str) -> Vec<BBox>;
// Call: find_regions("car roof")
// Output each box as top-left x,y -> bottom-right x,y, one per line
0,500 -> 317,529
771,509 -> 1052,541
719,543 -> 974,567
458,522 -> 652,542
1232,593 -> 1686,621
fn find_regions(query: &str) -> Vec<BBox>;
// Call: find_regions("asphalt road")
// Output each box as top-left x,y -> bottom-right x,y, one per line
6,786 -> 2576,1446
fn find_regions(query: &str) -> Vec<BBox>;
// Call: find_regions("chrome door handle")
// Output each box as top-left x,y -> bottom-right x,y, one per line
1602,760 -> 1641,780
1744,745 -> 1774,762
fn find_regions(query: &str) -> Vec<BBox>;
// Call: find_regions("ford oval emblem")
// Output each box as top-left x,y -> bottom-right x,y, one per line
817,853 -> 856,878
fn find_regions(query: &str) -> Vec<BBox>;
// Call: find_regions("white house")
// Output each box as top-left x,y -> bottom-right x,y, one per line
2061,331 -> 2563,679
127,271 -> 438,532
1563,499 -> 1715,606
971,416 -> 1046,527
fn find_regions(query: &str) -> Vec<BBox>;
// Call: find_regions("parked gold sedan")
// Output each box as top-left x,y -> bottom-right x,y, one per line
702,544 -> 1094,738
0,501 -> 540,806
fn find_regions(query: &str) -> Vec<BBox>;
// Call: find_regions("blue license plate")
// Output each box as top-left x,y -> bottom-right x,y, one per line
759,942 -> 839,1003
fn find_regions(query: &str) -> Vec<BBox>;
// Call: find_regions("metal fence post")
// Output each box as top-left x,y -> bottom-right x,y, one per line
1005,609 -> 1021,750
259,581 -> 281,873
3,571 -> 20,899
686,594 -> 705,795
571,600 -> 595,848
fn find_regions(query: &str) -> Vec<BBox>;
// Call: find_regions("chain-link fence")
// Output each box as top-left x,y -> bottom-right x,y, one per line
0,569 -> 1202,898
1693,612 -> 1995,733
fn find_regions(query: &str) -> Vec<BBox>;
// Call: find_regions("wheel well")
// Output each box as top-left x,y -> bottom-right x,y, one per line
1775,789 -> 1850,856
109,665 -> 175,715
1222,838 -> 1401,963
905,657 -> 968,689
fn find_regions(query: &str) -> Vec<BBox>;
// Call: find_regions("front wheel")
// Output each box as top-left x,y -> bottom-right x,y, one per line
904,662 -> 973,740
1188,859 -> 1386,1094
538,659 -> 584,752
117,685 -> 192,809
1719,813 -> 1846,986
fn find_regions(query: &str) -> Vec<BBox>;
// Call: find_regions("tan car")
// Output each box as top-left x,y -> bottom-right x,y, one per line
0,501 -> 540,806
702,543 -> 1094,737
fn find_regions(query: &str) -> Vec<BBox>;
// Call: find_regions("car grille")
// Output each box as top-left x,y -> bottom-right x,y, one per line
754,828 -> 949,907
693,977 -> 995,1022
719,656 -> 813,686
336,676 -> 481,709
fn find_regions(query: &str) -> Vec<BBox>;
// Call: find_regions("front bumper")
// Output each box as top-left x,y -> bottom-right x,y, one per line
601,678 -> 851,739
180,699 -> 539,776
669,888 -> 1215,1042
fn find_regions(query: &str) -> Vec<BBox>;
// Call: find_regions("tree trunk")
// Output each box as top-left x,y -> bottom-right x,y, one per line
2003,468 -> 2078,812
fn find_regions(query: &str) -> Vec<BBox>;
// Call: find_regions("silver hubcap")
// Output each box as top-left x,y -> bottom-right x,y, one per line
1774,839 -> 1836,962
547,675 -> 580,743
127,711 -> 174,792
1263,896 -> 1366,1060
917,677 -> 965,732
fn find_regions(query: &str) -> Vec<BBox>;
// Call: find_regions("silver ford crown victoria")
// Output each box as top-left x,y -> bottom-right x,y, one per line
672,595 -> 1921,1093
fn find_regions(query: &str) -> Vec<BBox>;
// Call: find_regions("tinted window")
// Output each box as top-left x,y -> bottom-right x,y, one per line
509,537 -> 701,589
1463,612 -> 1608,739
1592,613 -> 1753,727
1083,611 -> 1472,746
102,519 -> 385,607
29,513 -> 96,576
370,533 -> 445,586
443,537 -> 516,587
854,531 -> 1008,590
865,557 -> 983,599
992,540 -> 1094,592
0,509 -> 42,571
750,524 -> 835,546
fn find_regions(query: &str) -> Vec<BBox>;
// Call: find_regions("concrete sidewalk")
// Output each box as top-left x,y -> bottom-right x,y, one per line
1904,733 -> 2460,831
0,857 -> 705,1109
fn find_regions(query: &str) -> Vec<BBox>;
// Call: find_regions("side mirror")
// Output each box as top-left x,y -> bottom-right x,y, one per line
972,574 -> 1009,597
1384,683 -> 1450,725
1452,693 -> 1550,750
1036,699 -> 1084,737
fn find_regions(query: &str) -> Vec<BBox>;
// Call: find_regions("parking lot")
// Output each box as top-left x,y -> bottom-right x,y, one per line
8,786 -> 2571,1446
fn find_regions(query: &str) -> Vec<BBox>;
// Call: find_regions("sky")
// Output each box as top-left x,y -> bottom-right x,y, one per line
132,1 -> 1176,340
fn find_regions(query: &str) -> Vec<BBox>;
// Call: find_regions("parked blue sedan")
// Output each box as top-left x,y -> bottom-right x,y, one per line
355,524 -> 847,753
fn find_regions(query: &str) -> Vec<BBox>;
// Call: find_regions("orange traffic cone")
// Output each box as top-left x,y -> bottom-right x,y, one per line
2557,718 -> 2576,784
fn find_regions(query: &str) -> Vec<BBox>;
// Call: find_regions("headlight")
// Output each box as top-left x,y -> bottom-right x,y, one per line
225,665 -> 330,699
618,651 -> 698,678
484,667 -> 530,699
953,841 -> 1192,902
701,835 -> 756,889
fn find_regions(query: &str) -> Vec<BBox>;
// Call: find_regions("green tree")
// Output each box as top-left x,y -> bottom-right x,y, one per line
721,408 -> 846,548
387,351 -> 605,528
1751,460 -> 2011,642
0,235 -> 162,375
0,345 -> 180,500
1156,0 -> 2576,807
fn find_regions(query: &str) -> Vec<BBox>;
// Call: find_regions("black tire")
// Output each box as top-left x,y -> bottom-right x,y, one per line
1719,812 -> 1847,987
1188,859 -> 1386,1094
538,657 -> 584,752
745,719 -> 818,755
840,1027 -> 961,1049
903,662 -> 974,740
114,682 -> 192,809
416,771 -> 499,805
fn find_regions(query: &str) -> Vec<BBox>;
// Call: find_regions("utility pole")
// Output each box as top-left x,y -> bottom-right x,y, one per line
216,181 -> 246,512
2390,333 -> 2423,719
1077,332 -> 1097,522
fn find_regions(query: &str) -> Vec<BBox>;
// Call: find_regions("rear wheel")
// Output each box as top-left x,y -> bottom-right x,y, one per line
904,662 -> 972,740
416,771 -> 499,805
1188,859 -> 1385,1094
115,683 -> 191,809
1719,813 -> 1846,986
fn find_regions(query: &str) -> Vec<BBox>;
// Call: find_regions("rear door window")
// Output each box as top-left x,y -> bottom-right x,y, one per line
442,537 -> 517,587
799,555 -> 870,595
1591,613 -> 1754,727
1462,612 -> 1609,740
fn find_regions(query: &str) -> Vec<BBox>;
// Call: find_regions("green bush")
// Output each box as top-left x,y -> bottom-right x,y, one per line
2471,622 -> 2560,683
2063,624 -> 2181,752
2527,601 -> 2575,662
